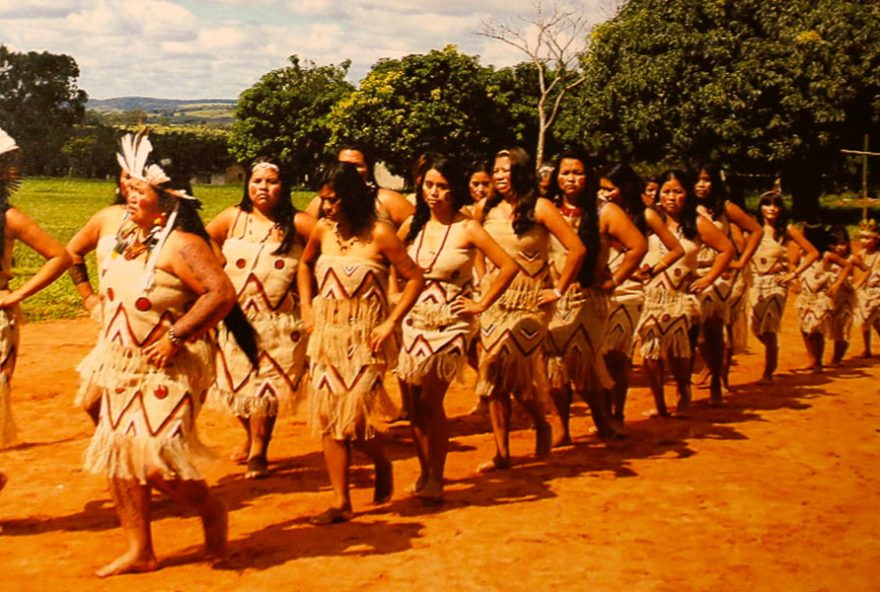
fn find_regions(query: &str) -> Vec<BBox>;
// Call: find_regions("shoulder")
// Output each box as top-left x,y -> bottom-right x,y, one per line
294,210 -> 317,236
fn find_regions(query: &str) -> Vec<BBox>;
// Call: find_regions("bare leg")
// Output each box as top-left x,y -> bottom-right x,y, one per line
313,436 -> 353,524
410,373 -> 449,500
700,316 -> 726,404
149,475 -> 227,561
231,416 -> 251,464
516,394 -> 553,457
861,328 -> 872,357
831,340 -> 848,365
810,332 -> 826,372
578,384 -> 620,440
643,358 -> 668,417
352,429 -> 393,504
0,470 -> 6,492
245,414 -> 276,479
405,383 -> 430,493
82,383 -> 102,426
605,351 -> 631,421
479,393 -> 512,472
96,478 -> 158,577
669,355 -> 692,414
758,332 -> 778,383
548,385 -> 573,447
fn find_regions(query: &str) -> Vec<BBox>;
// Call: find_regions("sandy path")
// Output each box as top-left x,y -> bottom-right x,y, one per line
1,305 -> 879,591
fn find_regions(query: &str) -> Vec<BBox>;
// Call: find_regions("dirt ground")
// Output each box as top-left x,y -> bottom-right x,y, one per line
1,302 -> 879,592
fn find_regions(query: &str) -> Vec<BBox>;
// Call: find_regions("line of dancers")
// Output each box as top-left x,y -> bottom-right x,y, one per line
1,126 -> 879,577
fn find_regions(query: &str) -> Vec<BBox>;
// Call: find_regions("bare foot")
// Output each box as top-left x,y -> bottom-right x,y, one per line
477,456 -> 511,473
757,375 -> 774,385
373,460 -> 393,504
230,446 -> 248,465
95,550 -> 159,578
310,505 -> 353,525
408,472 -> 429,495
202,498 -> 228,562
244,456 -> 269,480
416,479 -> 444,503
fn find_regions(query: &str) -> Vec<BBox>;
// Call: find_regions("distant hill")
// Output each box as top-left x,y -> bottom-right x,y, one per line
88,97 -> 237,125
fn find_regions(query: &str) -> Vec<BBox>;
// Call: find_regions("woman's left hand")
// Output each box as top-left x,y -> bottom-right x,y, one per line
143,333 -> 180,368
538,288 -> 562,306
368,319 -> 395,353
0,290 -> 22,309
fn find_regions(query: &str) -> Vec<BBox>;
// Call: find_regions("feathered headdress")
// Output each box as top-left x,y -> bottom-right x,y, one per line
0,127 -> 22,203
859,218 -> 879,239
116,131 -> 194,200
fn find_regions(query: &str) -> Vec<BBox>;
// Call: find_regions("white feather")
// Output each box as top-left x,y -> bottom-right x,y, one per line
0,127 -> 19,156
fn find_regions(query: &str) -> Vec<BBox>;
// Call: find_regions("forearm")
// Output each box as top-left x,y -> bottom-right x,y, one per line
171,290 -> 234,340
387,275 -> 423,324
555,248 -> 586,292
10,253 -> 71,303
477,266 -> 517,311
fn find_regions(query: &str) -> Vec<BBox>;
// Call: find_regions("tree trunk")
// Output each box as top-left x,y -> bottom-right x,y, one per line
536,111 -> 547,169
784,158 -> 823,222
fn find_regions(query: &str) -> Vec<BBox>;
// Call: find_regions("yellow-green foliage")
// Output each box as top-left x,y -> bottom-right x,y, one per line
9,177 -> 313,321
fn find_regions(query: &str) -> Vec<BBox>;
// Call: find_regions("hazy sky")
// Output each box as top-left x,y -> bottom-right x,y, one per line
0,0 -> 618,100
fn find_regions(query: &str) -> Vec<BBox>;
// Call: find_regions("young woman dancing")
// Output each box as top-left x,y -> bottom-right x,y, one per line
544,151 -> 647,444
207,157 -> 315,479
396,155 -> 517,500
473,147 -> 585,470
0,127 -> 71,481
749,191 -> 819,383
828,225 -> 856,365
854,219 -> 880,357
599,163 -> 684,423
298,162 -> 423,524
692,165 -> 762,402
638,170 -> 734,416
82,137 -> 252,576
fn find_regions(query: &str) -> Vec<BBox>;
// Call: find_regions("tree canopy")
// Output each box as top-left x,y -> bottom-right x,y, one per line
229,55 -> 353,183
563,0 -> 880,217
0,45 -> 88,175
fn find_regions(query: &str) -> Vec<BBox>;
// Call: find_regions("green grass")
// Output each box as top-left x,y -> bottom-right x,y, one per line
9,177 -> 314,321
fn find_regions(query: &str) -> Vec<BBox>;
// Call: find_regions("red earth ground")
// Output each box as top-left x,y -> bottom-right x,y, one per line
1,301 -> 879,591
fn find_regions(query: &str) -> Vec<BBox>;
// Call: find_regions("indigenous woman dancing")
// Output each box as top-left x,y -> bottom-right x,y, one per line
82,138 -> 249,576
793,224 -> 851,373
67,140 -> 137,424
854,219 -> 880,357
599,163 -> 683,423
207,157 -> 315,479
298,162 -> 423,524
692,165 -> 761,403
544,150 -> 646,444
638,170 -> 734,416
749,191 -> 818,383
828,225 -> 856,365
473,147 -> 585,471
0,127 -> 71,476
397,155 -> 517,501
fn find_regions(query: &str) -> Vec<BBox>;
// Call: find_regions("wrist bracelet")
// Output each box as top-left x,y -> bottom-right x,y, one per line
167,326 -> 183,347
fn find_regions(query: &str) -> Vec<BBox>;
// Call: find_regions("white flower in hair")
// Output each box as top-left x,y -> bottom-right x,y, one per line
116,132 -> 152,178
0,127 -> 19,157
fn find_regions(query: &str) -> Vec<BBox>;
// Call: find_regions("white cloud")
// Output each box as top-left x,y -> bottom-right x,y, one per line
0,0 -> 620,99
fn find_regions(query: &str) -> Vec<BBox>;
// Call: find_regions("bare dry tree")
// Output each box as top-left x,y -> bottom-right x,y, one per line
477,1 -> 600,167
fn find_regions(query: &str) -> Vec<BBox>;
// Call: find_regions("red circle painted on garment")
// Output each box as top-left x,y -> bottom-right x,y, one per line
662,313 -> 671,322
154,385 -> 169,399
274,259 -> 285,269
674,268 -> 682,277
722,271 -> 731,280
135,297 -> 152,311
760,257 -> 767,264
291,330 -> 301,342
107,287 -> 115,301
236,258 -> 247,268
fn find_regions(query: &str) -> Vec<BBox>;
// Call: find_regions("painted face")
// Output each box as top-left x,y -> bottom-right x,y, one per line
319,184 -> 341,221
469,171 -> 493,202
642,181 -> 659,206
248,165 -> 282,212
492,156 -> 512,197
760,201 -> 781,224
557,158 -> 587,200
126,178 -> 163,227
598,177 -> 621,204
422,168 -> 453,211
338,149 -> 370,181
694,170 -> 712,200
660,178 -> 687,216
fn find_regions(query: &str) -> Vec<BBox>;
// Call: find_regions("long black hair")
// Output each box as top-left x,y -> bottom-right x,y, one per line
0,145 -> 20,260
238,157 -> 297,255
828,224 -> 851,257
657,169 -> 699,240
603,162 -> 647,234
803,222 -> 830,254
156,178 -> 259,368
315,161 -> 377,236
755,191 -> 789,242
483,146 -> 537,236
337,143 -> 378,188
545,147 -> 599,286
694,163 -> 729,220
405,154 -> 470,243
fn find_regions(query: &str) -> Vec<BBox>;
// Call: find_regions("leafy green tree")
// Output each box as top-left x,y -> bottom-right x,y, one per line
230,55 -> 353,183
326,45 -> 505,178
0,45 -> 88,174
564,0 -> 880,218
